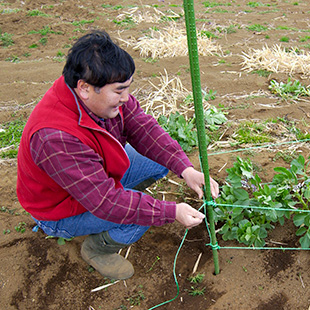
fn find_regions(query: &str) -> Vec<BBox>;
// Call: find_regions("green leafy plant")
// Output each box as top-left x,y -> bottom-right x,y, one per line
113,16 -> 135,27
0,119 -> 26,158
127,286 -> 145,306
29,43 -> 38,49
5,55 -> 20,62
158,103 -> 227,150
160,11 -> 183,22
277,117 -> 310,140
186,273 -> 205,296
188,273 -> 205,284
146,256 -> 160,272
45,236 -> 74,245
203,1 -> 232,8
299,35 -> 310,42
39,37 -> 48,45
183,89 -> 217,104
215,155 -> 310,248
202,105 -> 227,131
101,4 -> 125,9
72,19 -> 95,27
224,25 -> 237,34
158,112 -> 198,152
0,31 -> 14,47
28,26 -> 63,36
200,30 -> 218,39
0,8 -> 21,14
188,286 -> 205,296
247,2 -> 265,7
233,121 -> 273,144
15,222 -> 26,233
246,24 -> 268,32
26,10 -> 50,17
280,36 -> 289,42
251,69 -> 272,77
269,78 -> 310,100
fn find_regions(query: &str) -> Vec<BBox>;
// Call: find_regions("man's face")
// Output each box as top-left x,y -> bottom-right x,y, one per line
84,77 -> 133,119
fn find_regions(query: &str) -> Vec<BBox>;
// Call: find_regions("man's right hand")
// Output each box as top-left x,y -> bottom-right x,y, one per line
175,203 -> 205,229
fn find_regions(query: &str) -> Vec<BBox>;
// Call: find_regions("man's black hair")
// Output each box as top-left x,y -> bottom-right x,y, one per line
63,30 -> 135,88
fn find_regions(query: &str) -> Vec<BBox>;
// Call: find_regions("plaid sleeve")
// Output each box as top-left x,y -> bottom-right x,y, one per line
123,95 -> 193,177
30,128 -> 176,226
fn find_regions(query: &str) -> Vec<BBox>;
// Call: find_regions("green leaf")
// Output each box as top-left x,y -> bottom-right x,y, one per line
293,213 -> 308,227
232,188 -> 249,201
57,237 -> 66,245
304,187 -> 310,200
274,167 -> 293,179
300,233 -> 310,248
296,226 -> 307,236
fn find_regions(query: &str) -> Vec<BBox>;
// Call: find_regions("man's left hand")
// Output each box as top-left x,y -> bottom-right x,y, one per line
181,167 -> 219,200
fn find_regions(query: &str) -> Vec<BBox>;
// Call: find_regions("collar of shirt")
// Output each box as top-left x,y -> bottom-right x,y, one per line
74,90 -> 106,128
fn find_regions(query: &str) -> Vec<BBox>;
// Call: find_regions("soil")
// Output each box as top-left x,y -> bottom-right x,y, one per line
1,0 -> 310,309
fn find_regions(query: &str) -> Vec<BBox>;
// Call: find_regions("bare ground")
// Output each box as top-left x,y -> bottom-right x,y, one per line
1,0 -> 310,309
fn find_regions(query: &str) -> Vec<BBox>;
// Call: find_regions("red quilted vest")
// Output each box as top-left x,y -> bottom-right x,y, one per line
16,76 -> 130,221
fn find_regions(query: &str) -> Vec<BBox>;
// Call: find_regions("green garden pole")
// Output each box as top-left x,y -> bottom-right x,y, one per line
183,0 -> 220,275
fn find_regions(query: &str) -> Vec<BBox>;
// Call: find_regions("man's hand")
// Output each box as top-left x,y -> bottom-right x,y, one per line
175,203 -> 205,229
181,167 -> 219,199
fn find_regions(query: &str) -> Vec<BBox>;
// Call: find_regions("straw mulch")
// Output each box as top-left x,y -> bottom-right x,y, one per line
132,69 -> 191,119
132,69 -> 211,119
120,23 -> 222,59
241,44 -> 310,77
115,6 -> 182,24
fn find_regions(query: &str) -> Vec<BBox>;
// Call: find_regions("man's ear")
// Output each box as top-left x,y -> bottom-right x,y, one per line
76,80 -> 90,100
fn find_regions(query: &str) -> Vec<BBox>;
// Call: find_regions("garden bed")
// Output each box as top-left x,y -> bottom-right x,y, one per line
1,0 -> 310,309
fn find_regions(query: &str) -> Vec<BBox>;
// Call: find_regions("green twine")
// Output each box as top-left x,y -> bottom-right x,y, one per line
147,229 -> 188,310
147,197 -> 310,309
203,199 -> 310,251
208,138 -> 310,156
147,138 -> 310,309
216,203 -> 310,213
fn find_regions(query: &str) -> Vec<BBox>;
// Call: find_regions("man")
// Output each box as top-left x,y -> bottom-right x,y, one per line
17,30 -> 219,280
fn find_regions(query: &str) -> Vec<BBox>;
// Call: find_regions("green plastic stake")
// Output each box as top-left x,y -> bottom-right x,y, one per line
183,0 -> 220,275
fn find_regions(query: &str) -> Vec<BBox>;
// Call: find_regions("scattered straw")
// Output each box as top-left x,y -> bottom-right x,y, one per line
125,245 -> 131,259
115,5 -> 182,24
241,44 -> 310,76
91,280 -> 120,293
132,69 -> 211,119
192,252 -> 203,274
120,23 -> 222,59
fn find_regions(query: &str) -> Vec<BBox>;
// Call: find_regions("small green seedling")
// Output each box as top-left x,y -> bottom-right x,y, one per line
188,286 -> 205,296
269,78 -> 310,100
146,256 -> 160,272
0,31 -> 14,47
127,287 -> 145,306
246,24 -> 268,32
45,236 -> 74,245
26,10 -> 50,17
0,119 -> 26,158
15,222 -> 26,233
3,229 -> 11,234
188,273 -> 205,284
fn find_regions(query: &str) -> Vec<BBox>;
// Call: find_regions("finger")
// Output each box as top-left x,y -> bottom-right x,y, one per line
187,216 -> 204,229
210,180 -> 219,198
195,186 -> 204,199
194,211 -> 205,220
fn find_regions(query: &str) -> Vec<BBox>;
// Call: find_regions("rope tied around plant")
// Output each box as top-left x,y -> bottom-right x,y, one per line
206,241 -> 221,250
205,200 -> 216,207
202,199 -> 310,251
